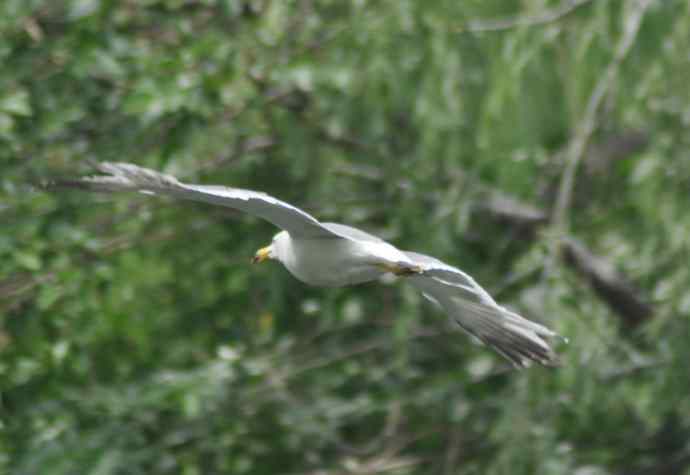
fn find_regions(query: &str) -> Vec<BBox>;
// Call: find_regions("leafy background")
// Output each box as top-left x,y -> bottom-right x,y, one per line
2,0 -> 689,474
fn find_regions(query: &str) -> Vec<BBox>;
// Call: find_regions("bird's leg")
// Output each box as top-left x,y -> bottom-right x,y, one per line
378,261 -> 425,276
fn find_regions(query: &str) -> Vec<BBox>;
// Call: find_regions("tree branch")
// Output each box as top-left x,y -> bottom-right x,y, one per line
552,0 -> 654,242
562,237 -> 653,327
455,0 -> 594,33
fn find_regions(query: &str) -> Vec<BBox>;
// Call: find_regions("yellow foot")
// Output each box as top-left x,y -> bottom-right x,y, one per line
379,262 -> 424,276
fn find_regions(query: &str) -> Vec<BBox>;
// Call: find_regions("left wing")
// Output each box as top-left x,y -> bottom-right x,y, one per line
50,162 -> 345,240
404,251 -> 561,368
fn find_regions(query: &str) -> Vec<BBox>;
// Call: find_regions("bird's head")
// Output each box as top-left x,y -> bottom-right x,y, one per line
251,244 -> 273,264
252,231 -> 288,264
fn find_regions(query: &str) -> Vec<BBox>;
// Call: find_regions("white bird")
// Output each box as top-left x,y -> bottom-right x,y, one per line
54,162 -> 562,368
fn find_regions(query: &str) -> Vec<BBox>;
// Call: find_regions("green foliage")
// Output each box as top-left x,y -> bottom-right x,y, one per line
2,0 -> 690,474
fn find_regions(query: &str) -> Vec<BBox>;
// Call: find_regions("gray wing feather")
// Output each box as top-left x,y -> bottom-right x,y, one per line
404,250 -> 560,368
321,223 -> 385,243
61,162 -> 344,239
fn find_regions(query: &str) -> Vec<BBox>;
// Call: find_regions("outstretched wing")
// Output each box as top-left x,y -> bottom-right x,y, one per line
53,162 -> 344,239
404,251 -> 561,368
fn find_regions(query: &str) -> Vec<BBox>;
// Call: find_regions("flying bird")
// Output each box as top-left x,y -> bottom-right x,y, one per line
53,162 -> 562,368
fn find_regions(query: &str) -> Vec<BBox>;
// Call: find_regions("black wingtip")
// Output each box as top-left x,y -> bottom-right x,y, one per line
483,332 -> 562,370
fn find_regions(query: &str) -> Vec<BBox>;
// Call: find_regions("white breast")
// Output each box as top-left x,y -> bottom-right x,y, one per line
278,236 -> 409,287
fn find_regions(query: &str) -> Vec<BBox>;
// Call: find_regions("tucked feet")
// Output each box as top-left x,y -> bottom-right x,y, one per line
378,262 -> 425,276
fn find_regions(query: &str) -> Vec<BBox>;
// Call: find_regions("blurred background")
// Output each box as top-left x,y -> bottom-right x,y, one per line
2,0 -> 690,474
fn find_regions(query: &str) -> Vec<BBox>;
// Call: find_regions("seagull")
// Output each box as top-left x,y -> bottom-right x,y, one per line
52,162 -> 562,368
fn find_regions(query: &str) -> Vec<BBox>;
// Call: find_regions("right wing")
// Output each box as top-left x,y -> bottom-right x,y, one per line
404,251 -> 562,368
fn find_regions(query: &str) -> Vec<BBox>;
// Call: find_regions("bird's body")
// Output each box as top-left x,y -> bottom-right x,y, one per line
52,162 -> 564,368
274,228 -> 414,287
278,233 -> 379,287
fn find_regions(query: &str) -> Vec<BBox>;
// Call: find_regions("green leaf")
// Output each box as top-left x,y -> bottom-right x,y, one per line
0,89 -> 31,116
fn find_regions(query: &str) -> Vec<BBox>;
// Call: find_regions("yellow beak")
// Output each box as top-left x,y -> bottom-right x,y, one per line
252,246 -> 271,264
